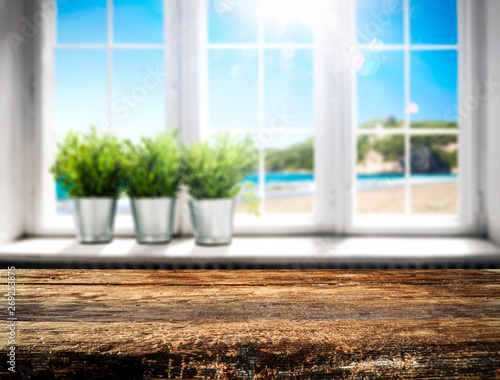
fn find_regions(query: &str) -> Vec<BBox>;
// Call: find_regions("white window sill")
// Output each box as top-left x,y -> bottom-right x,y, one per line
0,237 -> 499,268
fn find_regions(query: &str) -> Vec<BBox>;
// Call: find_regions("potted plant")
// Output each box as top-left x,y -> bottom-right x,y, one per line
123,131 -> 182,244
50,127 -> 124,243
182,133 -> 258,246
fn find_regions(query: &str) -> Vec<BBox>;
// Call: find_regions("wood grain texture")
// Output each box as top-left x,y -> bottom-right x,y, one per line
1,269 -> 499,379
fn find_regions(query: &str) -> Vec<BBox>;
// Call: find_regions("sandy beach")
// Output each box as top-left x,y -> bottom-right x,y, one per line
236,182 -> 458,214
358,181 -> 458,214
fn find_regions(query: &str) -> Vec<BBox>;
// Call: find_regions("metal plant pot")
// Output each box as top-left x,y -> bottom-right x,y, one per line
131,197 -> 176,244
189,199 -> 235,246
73,198 -> 117,244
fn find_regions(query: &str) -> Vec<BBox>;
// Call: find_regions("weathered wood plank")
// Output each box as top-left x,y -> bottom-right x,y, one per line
12,269 -> 500,285
1,270 -> 499,379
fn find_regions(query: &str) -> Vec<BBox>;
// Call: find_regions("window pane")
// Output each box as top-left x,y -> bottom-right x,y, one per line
208,49 -> 258,130
410,50 -> 458,129
265,50 -> 314,129
113,0 -> 164,44
55,132 -> 72,214
264,133 -> 314,214
56,180 -> 72,215
410,134 -> 458,214
235,175 -> 260,215
356,0 -> 404,45
57,0 -> 107,44
112,50 -> 165,132
357,51 -> 405,129
410,0 -> 457,45
55,50 -> 108,131
263,1 -> 313,43
208,0 -> 258,43
357,134 -> 405,214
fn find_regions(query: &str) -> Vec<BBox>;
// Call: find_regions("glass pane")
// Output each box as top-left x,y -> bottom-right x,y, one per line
112,50 -> 165,132
264,133 -> 314,214
410,0 -> 457,45
410,50 -> 458,129
208,0 -> 258,43
263,1 -> 313,43
54,134 -> 72,215
356,0 -> 404,45
57,0 -> 107,44
357,51 -> 405,129
56,183 -> 72,215
357,134 -> 405,214
55,50 -> 108,131
114,0 -> 164,44
265,49 -> 314,129
208,49 -> 258,130
234,176 -> 260,214
410,134 -> 458,214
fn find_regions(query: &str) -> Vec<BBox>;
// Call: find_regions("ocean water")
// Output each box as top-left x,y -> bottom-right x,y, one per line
245,172 -> 314,185
356,173 -> 458,191
244,172 -> 457,190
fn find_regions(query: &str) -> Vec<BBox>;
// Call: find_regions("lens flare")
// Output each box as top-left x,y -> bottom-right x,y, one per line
356,51 -> 380,76
369,38 -> 384,53
259,0 -> 326,33
353,51 -> 366,70
405,102 -> 419,114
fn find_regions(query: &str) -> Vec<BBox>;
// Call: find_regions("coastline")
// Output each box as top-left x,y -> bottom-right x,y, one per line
236,181 -> 458,214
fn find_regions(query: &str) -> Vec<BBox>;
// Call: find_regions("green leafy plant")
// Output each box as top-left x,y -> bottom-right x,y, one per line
50,127 -> 124,198
182,132 -> 259,212
123,131 -> 182,198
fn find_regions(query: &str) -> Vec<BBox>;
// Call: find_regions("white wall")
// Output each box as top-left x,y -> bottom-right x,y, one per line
0,1 -> 27,242
481,0 -> 500,245
0,1 -> 498,244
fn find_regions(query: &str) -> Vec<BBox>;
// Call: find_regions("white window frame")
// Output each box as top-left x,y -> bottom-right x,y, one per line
341,0 -> 480,235
31,0 -> 181,236
194,0 -> 335,235
28,0 -> 481,237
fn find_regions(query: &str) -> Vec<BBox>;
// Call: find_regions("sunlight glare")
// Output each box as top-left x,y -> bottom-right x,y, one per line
259,0 -> 324,32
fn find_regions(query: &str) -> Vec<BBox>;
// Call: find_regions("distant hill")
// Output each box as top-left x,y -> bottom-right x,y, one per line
357,119 -> 458,173
263,120 -> 458,173
358,118 -> 458,130
266,137 -> 313,172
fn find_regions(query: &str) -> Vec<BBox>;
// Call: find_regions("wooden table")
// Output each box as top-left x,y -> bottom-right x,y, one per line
1,270 -> 499,379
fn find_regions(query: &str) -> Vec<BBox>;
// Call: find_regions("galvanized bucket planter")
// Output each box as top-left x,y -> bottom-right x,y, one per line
189,199 -> 235,246
131,197 -> 176,244
73,198 -> 117,244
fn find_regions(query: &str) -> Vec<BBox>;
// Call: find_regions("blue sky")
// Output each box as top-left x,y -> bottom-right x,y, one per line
55,49 -> 107,131
57,0 -> 107,44
208,49 -> 259,130
357,51 -> 405,126
56,0 -> 458,141
356,0 -> 458,125
410,50 -> 458,122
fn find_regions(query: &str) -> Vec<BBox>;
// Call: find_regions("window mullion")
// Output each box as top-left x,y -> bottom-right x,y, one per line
257,2 -> 265,217
404,0 -> 411,215
107,0 -> 113,132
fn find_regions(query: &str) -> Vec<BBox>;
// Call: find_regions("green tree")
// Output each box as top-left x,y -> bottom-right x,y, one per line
373,135 -> 405,161
266,138 -> 314,172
